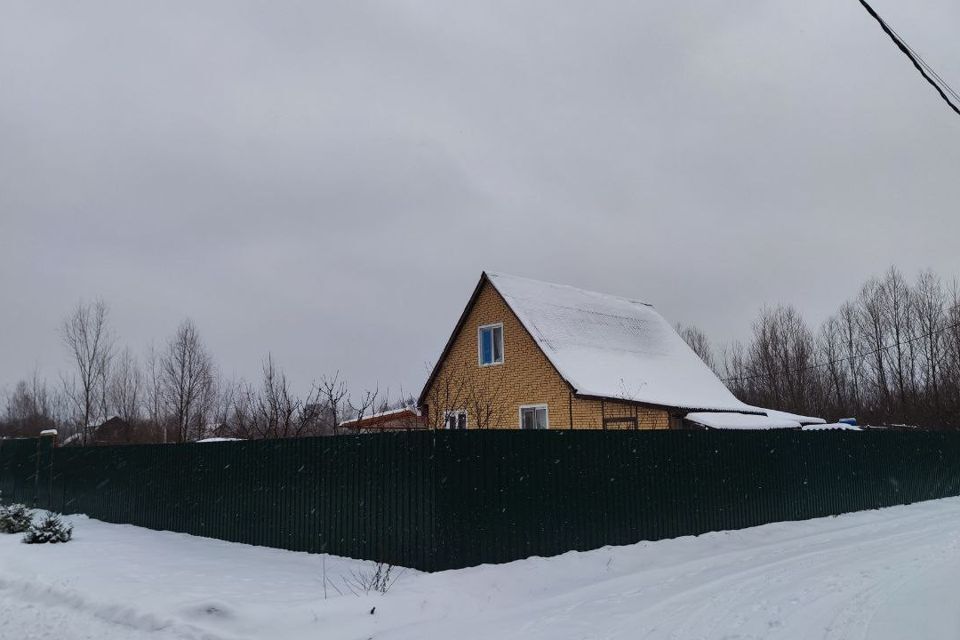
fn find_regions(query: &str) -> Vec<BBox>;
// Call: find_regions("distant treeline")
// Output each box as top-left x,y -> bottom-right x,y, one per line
681,267 -> 960,429
0,302 -> 409,444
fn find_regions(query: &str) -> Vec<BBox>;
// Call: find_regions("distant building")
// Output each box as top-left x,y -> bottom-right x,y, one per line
61,416 -> 164,446
60,417 -> 134,446
339,406 -> 427,432
93,416 -> 134,444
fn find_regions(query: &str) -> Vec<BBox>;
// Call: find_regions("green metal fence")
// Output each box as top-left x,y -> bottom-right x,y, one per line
2,430 -> 960,571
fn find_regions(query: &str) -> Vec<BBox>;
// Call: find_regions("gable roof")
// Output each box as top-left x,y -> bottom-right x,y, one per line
487,272 -> 757,412
420,272 -> 758,413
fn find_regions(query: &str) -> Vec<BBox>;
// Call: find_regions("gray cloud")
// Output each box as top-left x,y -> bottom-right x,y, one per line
2,0 -> 959,398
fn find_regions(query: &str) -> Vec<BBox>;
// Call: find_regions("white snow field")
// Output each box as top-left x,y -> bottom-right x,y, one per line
4,499 -> 960,640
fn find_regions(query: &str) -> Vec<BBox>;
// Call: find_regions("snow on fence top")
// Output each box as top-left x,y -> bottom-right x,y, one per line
487,272 -> 757,412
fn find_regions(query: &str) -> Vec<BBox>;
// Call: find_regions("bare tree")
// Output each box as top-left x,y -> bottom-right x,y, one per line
466,377 -> 507,429
879,267 -> 916,420
218,363 -> 333,439
817,314 -> 848,418
259,355 -> 297,438
676,323 -> 719,374
210,375 -> 238,436
61,300 -> 114,445
345,386 -> 380,428
941,279 -> 960,423
720,266 -> 960,428
144,342 -> 168,442
318,372 -> 350,434
858,277 -> 892,418
420,366 -> 508,429
837,301 -> 865,416
722,305 -> 816,416
240,355 -> 324,439
160,319 -> 215,443
1,371 -> 56,437
108,347 -> 143,425
720,340 -> 746,394
225,379 -> 258,439
423,367 -> 472,429
912,270 -> 946,422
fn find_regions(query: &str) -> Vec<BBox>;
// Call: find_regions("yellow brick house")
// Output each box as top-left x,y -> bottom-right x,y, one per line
418,272 -> 823,430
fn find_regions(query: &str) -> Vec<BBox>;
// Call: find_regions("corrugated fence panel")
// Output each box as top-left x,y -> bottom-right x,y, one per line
4,430 -> 960,571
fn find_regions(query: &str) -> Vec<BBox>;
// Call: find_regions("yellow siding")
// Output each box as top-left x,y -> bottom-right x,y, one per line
422,280 -> 670,430
570,397 -> 670,430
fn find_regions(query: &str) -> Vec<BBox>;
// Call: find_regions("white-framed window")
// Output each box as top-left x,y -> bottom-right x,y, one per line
444,409 -> 467,430
519,404 -> 548,430
478,323 -> 504,366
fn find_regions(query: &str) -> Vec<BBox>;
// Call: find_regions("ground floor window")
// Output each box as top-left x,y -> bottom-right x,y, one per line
444,410 -> 467,430
520,405 -> 548,430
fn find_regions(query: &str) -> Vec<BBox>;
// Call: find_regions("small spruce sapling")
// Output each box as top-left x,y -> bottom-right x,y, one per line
22,513 -> 73,544
0,503 -> 33,534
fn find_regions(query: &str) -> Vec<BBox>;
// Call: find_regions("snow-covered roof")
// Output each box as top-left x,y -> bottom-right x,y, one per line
801,423 -> 862,431
195,437 -> 244,443
748,407 -> 826,426
86,415 -> 120,428
686,412 -> 801,430
486,273 -> 756,412
339,406 -> 421,426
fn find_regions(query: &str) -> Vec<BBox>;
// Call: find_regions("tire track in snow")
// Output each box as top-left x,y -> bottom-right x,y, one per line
0,576 -> 240,640
614,520 -> 960,639
388,503 -> 960,640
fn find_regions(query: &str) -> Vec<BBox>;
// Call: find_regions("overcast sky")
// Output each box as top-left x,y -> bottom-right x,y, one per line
2,0 -> 959,401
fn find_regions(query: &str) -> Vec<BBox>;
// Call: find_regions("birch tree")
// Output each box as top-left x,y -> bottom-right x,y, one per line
61,300 -> 114,445
160,319 -> 215,442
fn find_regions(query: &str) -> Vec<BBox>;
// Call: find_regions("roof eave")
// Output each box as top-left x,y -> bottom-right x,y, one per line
572,391 -> 766,415
417,272 -> 492,407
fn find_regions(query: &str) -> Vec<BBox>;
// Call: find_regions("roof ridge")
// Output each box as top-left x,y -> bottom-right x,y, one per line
486,271 -> 653,307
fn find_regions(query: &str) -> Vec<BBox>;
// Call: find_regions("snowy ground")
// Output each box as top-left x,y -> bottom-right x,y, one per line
3,500 -> 960,640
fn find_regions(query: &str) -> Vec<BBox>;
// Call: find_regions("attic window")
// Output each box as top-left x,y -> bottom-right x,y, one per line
478,323 -> 504,366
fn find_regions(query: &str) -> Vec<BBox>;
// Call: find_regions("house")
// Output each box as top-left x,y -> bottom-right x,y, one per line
339,406 -> 428,432
60,416 -> 133,446
418,272 -> 824,430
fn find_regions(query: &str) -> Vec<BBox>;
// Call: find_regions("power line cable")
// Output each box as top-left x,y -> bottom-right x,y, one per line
856,0 -> 960,117
887,24 -> 960,104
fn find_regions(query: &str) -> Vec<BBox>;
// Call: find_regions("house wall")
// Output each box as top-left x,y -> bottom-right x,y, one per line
571,397 -> 670,430
422,280 -> 670,429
